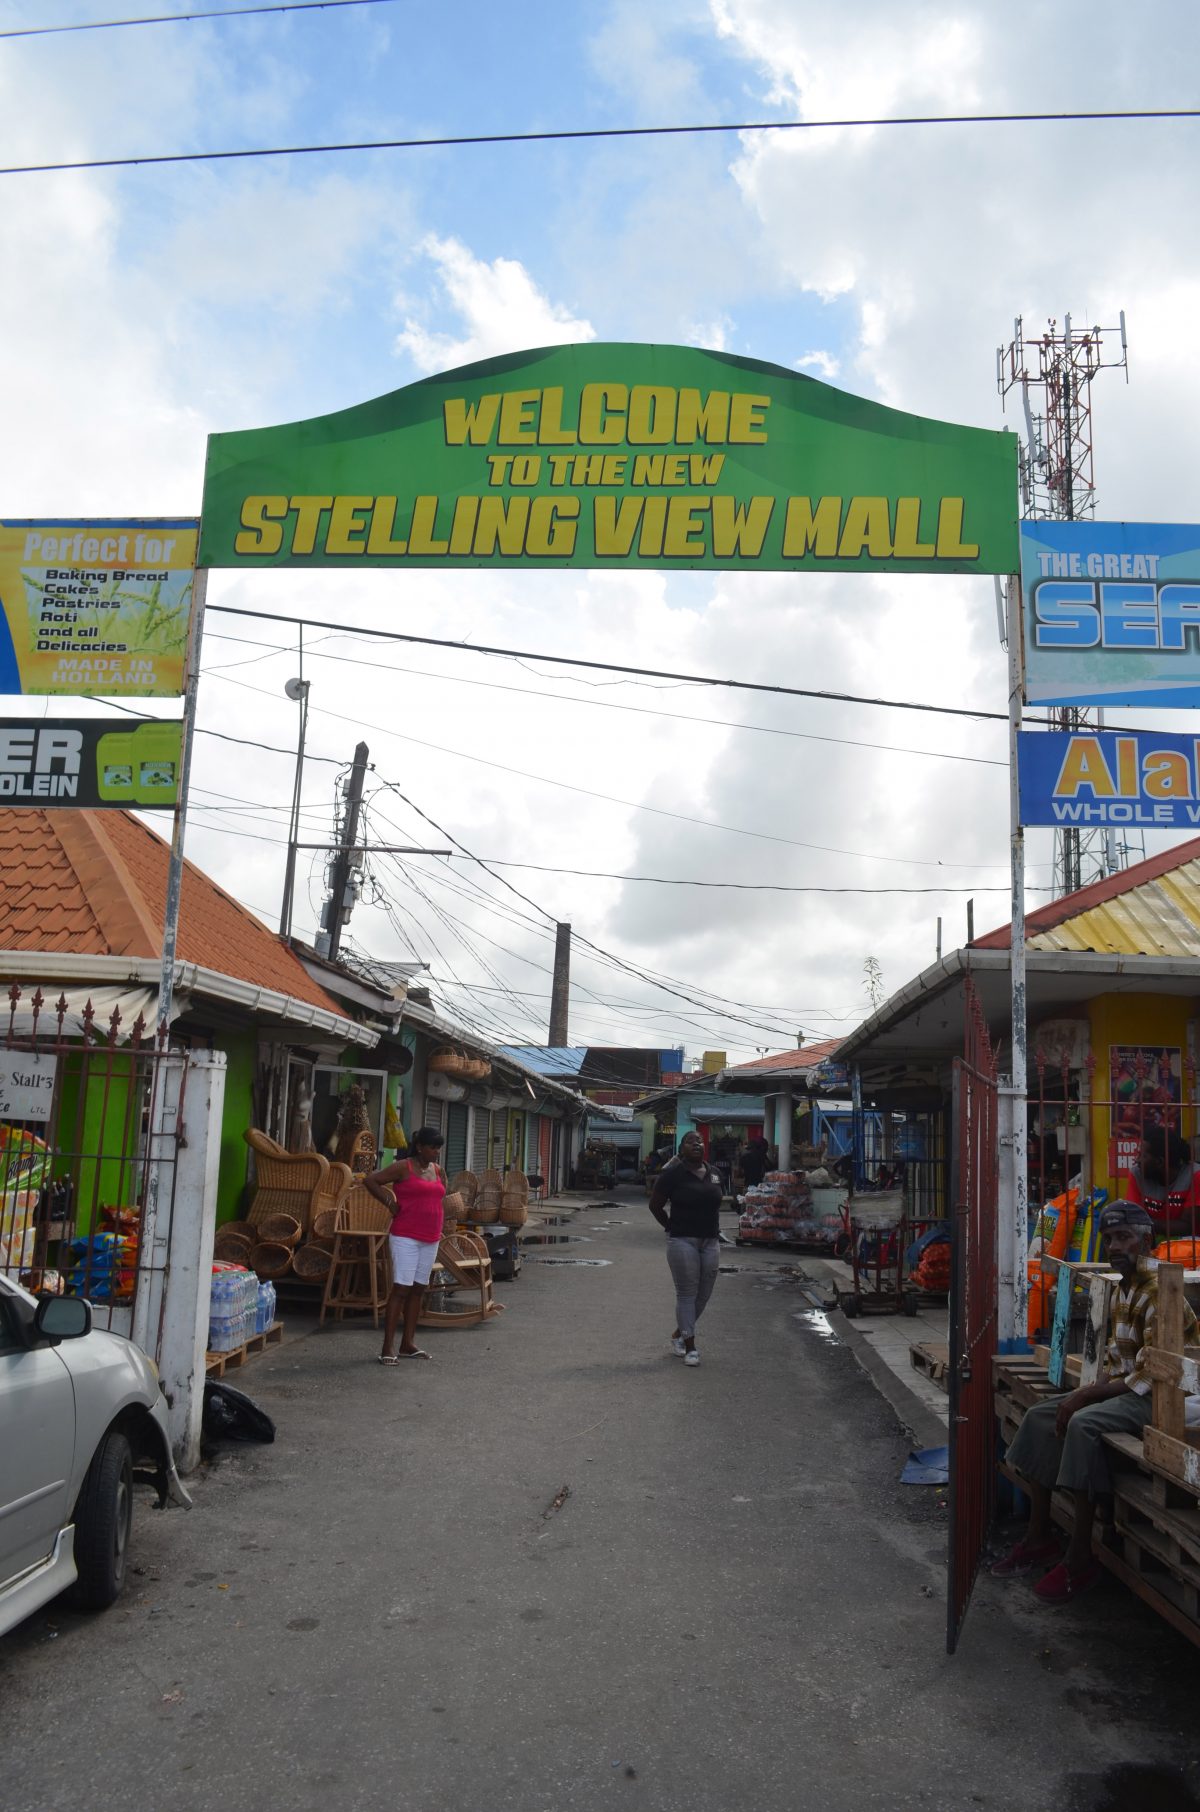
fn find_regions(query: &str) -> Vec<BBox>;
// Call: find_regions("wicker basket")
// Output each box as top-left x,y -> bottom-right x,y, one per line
257,1212 -> 302,1247
312,1207 -> 340,1240
502,1172 -> 529,1203
471,1184 -> 502,1224
292,1241 -> 334,1281
220,1219 -> 256,1244
461,1057 -> 491,1081
448,1170 -> 478,1206
428,1047 -> 468,1076
498,1198 -> 528,1229
441,1191 -> 466,1230
250,1240 -> 294,1278
213,1230 -> 254,1265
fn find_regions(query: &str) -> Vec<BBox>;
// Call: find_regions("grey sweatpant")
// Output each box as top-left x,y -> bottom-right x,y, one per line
666,1235 -> 720,1339
1007,1390 -> 1152,1497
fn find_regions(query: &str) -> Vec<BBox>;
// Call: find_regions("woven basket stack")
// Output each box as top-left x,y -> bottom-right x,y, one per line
473,1167 -> 503,1223
499,1172 -> 529,1229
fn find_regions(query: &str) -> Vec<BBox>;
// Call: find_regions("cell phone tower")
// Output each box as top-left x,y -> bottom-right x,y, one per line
997,313 -> 1130,896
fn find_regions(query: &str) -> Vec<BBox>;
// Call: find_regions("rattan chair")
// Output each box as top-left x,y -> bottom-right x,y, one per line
244,1128 -> 330,1234
419,1227 -> 503,1329
319,1185 -> 393,1327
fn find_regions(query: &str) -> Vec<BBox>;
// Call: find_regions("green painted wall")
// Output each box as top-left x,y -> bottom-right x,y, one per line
215,1028 -> 257,1224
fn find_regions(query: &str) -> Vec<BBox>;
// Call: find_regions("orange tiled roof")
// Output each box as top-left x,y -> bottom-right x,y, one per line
724,1039 -> 843,1073
0,808 -> 345,1016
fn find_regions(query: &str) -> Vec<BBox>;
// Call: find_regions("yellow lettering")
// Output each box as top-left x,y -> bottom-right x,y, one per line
593,495 -> 643,556
663,497 -> 710,557
783,496 -> 842,559
1117,738 -> 1139,796
729,393 -> 770,443
234,496 -> 286,556
442,393 -> 501,446
711,495 -> 774,559
1144,751 -> 1192,798
326,495 -> 372,556
675,389 -> 730,444
498,389 -> 540,445
601,456 -> 626,484
627,385 -> 676,445
935,497 -> 979,559
662,455 -> 688,486
892,498 -> 935,559
289,496 -> 333,556
579,383 -> 626,445
365,497 -> 407,557
409,495 -> 448,557
690,453 -> 725,484
572,455 -> 608,485
1055,737 -> 1115,799
631,455 -> 665,486
639,496 -> 667,556
838,497 -> 893,559
537,387 -> 577,445
448,496 -> 479,555
473,495 -> 530,556
526,496 -> 580,557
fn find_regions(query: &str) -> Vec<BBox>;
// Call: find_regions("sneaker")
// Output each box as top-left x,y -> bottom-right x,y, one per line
670,1335 -> 687,1356
684,1348 -> 701,1366
1033,1559 -> 1103,1604
989,1536 -> 1060,1578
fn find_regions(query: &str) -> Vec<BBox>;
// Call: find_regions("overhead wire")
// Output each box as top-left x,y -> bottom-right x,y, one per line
1,1 -> 396,37
5,108 -> 1199,178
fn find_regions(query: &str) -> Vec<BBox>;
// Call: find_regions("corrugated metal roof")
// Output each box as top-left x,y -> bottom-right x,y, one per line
496,1045 -> 588,1078
1027,859 -> 1200,955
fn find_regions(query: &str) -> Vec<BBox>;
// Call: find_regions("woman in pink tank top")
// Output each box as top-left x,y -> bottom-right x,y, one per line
364,1127 -> 446,1363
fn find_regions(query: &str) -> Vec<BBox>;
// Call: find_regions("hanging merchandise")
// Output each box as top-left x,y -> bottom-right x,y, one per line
737,1170 -> 834,1246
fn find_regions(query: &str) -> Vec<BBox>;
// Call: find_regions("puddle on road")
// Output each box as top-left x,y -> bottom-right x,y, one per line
718,1265 -> 749,1274
793,1309 -> 842,1344
1068,1765 -> 1200,1812
523,1256 -> 613,1267
535,1214 -> 575,1226
521,1234 -> 590,1246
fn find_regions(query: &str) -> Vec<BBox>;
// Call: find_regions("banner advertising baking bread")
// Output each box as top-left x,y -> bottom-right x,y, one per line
1022,520 -> 1200,707
0,519 -> 198,697
200,345 -> 1019,574
0,716 -> 182,809
1018,727 -> 1200,830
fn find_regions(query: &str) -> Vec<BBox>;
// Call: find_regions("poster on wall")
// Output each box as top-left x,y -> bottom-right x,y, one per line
0,519 -> 198,697
1110,1044 -> 1182,1144
0,717 -> 182,809
200,345 -> 1019,574
1018,728 -> 1200,829
1022,520 -> 1200,707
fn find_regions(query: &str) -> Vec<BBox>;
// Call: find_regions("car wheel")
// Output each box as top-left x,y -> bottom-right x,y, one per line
72,1430 -> 134,1613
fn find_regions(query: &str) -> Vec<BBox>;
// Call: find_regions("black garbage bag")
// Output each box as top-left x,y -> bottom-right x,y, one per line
202,1379 -> 276,1444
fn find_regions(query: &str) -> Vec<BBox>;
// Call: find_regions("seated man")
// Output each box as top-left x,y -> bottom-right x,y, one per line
992,1200 -> 1198,1603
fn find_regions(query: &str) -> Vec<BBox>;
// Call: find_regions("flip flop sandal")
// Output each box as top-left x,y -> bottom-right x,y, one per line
396,1348 -> 432,1360
378,1354 -> 402,1366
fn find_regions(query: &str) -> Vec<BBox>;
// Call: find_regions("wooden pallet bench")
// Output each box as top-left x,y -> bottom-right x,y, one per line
909,1339 -> 950,1391
205,1319 -> 284,1378
993,1261 -> 1200,1648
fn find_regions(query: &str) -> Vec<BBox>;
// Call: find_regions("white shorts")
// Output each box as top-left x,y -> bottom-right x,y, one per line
389,1235 -> 440,1287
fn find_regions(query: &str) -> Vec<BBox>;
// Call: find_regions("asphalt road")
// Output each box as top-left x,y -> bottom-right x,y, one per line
3,1191 -> 1198,1812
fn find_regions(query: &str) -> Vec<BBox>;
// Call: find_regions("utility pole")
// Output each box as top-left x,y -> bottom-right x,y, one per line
316,742 -> 368,959
998,312 -> 1130,893
279,674 -> 310,939
548,922 -> 571,1045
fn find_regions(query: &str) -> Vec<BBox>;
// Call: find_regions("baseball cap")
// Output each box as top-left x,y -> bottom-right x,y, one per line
1097,1201 -> 1154,1237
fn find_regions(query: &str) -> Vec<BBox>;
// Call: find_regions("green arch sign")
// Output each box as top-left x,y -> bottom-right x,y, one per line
199,344 -> 1018,575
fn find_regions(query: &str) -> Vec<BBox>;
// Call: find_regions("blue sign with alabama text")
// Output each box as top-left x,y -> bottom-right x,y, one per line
1018,729 -> 1200,829
1022,520 -> 1200,708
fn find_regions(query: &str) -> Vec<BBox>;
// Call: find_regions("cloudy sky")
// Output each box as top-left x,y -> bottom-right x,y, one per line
1,0 -> 1198,1063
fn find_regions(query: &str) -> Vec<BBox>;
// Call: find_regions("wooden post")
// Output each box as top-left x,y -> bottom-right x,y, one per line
1153,1261 -> 1187,1443
1080,1271 -> 1120,1386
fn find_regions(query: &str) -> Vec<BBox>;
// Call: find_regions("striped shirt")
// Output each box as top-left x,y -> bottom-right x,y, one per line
1105,1258 -> 1198,1396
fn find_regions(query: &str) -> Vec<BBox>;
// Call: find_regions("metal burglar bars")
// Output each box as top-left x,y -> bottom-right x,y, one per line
947,976 -> 1000,1654
0,983 -> 183,1360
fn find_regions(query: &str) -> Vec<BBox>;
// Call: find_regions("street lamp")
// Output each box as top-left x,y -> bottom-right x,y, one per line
279,676 -> 310,939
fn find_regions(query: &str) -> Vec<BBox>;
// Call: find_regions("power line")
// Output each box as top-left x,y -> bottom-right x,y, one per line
442,859 -> 1026,895
0,1 -> 394,38
209,604 -> 1009,725
4,107 -> 1198,178
202,629 -> 1006,769
208,670 -> 1012,870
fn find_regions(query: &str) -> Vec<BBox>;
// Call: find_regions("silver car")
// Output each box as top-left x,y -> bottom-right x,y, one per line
0,1273 -> 191,1637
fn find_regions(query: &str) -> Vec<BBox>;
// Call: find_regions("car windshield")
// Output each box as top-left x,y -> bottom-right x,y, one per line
0,1273 -> 37,1310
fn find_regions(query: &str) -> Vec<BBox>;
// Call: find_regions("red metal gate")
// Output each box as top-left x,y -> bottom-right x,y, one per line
947,976 -> 1000,1653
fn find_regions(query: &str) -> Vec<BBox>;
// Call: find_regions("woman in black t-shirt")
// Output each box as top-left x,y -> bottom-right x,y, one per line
648,1129 -> 724,1367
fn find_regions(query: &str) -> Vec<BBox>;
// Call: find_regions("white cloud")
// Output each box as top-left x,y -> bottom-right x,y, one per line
394,236 -> 596,374
795,349 -> 840,379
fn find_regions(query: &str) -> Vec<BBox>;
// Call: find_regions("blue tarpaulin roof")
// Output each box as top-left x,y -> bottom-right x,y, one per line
497,1046 -> 588,1079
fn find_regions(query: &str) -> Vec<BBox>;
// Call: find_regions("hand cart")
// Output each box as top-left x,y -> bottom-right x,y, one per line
838,1191 -> 906,1317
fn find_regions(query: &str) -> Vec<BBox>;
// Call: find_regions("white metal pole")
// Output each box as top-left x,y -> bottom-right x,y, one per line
157,565 -> 208,1040
1007,571 -> 1029,1349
